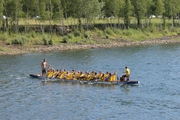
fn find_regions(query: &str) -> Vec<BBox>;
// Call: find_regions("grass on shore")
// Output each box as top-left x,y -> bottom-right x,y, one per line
0,24 -> 180,51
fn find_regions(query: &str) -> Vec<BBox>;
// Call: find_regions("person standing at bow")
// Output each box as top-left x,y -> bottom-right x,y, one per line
122,66 -> 130,81
41,59 -> 51,77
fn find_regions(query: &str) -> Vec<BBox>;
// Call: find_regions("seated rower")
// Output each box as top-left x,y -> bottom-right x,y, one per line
53,69 -> 59,78
74,71 -> 81,80
109,72 -> 117,82
57,69 -> 62,78
96,71 -> 103,80
59,69 -> 67,79
100,73 -> 105,81
89,71 -> 96,81
84,71 -> 90,80
104,72 -> 109,82
78,71 -> 85,80
65,70 -> 75,80
70,70 -> 75,80
46,69 -> 53,78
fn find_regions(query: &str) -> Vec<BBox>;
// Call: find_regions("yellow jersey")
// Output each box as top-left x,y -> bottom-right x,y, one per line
126,68 -> 130,76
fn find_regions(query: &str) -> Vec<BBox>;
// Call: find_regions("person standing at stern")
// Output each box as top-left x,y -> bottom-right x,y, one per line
122,66 -> 130,81
41,59 -> 51,77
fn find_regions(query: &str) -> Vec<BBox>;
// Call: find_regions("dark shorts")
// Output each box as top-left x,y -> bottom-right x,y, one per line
42,69 -> 46,74
122,75 -> 127,77
122,75 -> 130,80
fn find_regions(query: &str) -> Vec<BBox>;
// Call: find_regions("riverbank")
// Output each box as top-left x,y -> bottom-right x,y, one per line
0,35 -> 180,55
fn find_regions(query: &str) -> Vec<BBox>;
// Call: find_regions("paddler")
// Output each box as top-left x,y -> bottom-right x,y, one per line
109,71 -> 117,82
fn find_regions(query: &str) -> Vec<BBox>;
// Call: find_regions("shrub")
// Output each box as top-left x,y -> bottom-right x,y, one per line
31,31 -> 36,38
94,27 -> 103,37
11,36 -> 29,45
42,38 -> 48,45
62,37 -> 68,43
48,39 -> 53,45
104,27 -> 114,35
123,30 -> 132,36
84,33 -> 89,39
67,33 -> 73,39
74,31 -> 81,37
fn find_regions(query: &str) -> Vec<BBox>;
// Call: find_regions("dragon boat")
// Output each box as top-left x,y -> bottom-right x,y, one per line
29,74 -> 140,85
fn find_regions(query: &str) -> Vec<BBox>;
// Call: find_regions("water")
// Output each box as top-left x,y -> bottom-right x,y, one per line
0,43 -> 180,120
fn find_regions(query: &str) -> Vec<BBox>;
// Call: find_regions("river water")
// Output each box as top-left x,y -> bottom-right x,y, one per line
0,43 -> 180,120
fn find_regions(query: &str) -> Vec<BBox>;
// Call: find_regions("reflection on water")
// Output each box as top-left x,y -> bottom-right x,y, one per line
0,43 -> 180,120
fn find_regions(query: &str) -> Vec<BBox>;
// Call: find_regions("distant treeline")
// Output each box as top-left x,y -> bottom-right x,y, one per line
1,0 -> 180,34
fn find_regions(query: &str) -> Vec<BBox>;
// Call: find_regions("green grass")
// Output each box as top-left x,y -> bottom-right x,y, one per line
1,22 -> 180,49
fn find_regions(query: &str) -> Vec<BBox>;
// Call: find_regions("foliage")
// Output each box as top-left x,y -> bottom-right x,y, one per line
11,36 -> 29,45
62,36 -> 68,43
104,27 -> 115,36
74,30 -> 81,37
67,33 -> 74,39
84,33 -> 89,39
1,0 -> 180,34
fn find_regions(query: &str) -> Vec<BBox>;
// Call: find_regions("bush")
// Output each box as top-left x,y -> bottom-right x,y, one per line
48,39 -> 53,45
84,33 -> 89,39
42,38 -> 48,45
31,31 -> 36,38
0,32 -> 8,41
123,30 -> 132,36
104,27 -> 114,35
62,37 -> 68,43
11,36 -> 29,45
67,33 -> 73,39
74,31 -> 81,37
94,27 -> 103,37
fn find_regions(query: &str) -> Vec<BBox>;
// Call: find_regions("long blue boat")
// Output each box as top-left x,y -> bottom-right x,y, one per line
29,74 -> 140,85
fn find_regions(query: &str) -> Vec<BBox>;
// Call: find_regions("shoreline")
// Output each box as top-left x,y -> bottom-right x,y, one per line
0,36 -> 180,55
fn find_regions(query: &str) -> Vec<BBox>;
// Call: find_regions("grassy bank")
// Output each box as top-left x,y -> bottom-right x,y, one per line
0,25 -> 180,55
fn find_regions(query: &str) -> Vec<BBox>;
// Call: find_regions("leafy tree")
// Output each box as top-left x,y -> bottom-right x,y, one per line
123,0 -> 133,29
22,0 -> 37,32
0,0 -> 4,32
68,0 -> 104,30
164,0 -> 180,27
154,0 -> 165,16
83,0 -> 104,29
4,0 -> 23,33
131,0 -> 152,27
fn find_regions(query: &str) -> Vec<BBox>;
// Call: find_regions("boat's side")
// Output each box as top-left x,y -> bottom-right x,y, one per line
42,79 -> 139,85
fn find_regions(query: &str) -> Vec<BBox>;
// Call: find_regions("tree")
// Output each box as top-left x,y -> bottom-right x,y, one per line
131,0 -> 152,27
68,0 -> 104,30
154,0 -> 165,16
164,0 -> 180,27
83,0 -> 104,30
123,0 -> 133,29
22,0 -> 37,32
0,0 -> 4,32
4,0 -> 23,33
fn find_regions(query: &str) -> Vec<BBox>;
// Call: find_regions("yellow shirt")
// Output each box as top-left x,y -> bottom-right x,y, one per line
126,68 -> 130,76
66,72 -> 73,80
47,71 -> 53,78
110,74 -> 116,81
